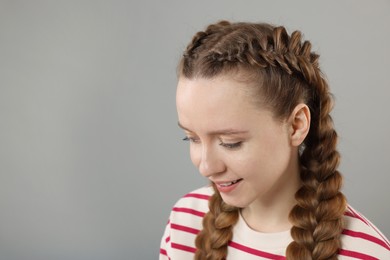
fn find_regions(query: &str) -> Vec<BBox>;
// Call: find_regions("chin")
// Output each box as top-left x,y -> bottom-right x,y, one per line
220,194 -> 249,209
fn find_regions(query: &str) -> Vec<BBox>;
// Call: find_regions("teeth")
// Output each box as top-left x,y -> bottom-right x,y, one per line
220,182 -> 234,187
219,179 -> 241,187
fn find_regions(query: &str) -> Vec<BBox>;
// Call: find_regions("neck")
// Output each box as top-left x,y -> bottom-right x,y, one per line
241,153 -> 301,233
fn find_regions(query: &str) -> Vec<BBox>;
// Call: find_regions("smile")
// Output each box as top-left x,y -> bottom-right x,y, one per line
218,178 -> 243,187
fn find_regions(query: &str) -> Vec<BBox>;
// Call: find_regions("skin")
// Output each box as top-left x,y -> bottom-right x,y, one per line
176,74 -> 310,233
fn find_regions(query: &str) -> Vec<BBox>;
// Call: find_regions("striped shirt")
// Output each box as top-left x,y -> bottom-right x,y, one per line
160,186 -> 390,260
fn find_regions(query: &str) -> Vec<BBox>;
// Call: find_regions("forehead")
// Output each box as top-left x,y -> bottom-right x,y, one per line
177,75 -> 253,111
176,76 -> 270,133
177,73 -> 257,101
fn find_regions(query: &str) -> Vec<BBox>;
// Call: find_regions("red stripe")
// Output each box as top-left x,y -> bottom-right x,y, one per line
354,212 -> 390,248
228,241 -> 285,259
171,223 -> 200,235
345,207 -> 370,226
165,236 -> 170,243
345,207 -> 390,248
339,249 -> 379,260
160,248 -> 167,256
367,224 -> 390,248
171,242 -> 196,253
172,207 -> 205,217
184,193 -> 211,200
343,229 -> 390,251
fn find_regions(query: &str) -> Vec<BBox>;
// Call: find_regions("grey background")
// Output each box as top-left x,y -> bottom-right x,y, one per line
0,0 -> 389,259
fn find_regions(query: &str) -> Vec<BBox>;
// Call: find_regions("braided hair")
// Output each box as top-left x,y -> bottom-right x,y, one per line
178,21 -> 347,260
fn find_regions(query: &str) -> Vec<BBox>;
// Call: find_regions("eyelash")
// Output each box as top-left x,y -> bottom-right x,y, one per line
182,136 -> 198,143
182,137 -> 242,149
220,141 -> 242,149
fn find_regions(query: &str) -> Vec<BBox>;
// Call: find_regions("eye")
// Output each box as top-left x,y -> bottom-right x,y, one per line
182,136 -> 200,143
219,141 -> 242,149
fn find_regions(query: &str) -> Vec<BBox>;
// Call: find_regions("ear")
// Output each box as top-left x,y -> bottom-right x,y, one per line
288,103 -> 310,147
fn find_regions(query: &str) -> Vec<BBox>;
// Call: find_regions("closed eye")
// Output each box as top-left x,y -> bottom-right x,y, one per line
182,136 -> 200,143
219,141 -> 242,149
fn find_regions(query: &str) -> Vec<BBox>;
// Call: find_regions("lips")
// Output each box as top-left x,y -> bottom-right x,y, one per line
213,178 -> 243,193
217,178 -> 243,187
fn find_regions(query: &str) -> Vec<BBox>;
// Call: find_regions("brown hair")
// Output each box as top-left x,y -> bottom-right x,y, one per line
178,21 -> 347,260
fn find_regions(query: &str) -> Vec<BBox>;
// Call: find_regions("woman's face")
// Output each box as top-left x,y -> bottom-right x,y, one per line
176,75 -> 301,208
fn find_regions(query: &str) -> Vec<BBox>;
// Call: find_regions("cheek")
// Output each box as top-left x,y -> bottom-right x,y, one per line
231,138 -> 290,178
224,150 -> 258,177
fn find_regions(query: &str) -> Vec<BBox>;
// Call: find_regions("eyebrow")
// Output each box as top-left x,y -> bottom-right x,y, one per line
178,122 -> 249,135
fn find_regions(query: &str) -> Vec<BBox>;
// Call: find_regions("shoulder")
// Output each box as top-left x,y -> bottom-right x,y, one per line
340,205 -> 390,259
160,186 -> 213,259
169,185 -> 213,220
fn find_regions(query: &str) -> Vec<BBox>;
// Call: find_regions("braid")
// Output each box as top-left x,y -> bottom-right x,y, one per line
180,21 -> 347,260
261,26 -> 347,259
182,21 -> 232,77
272,29 -> 347,260
287,87 -> 346,259
287,62 -> 347,259
195,184 -> 239,260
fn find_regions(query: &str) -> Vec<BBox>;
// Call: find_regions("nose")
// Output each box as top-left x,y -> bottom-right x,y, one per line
197,144 -> 225,178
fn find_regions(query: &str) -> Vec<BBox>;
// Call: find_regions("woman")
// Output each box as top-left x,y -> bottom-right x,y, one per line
160,21 -> 390,259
